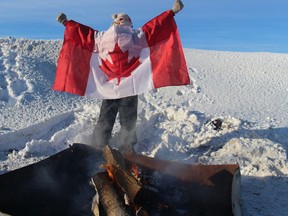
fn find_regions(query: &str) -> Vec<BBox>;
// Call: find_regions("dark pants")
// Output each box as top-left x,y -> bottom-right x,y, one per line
92,95 -> 138,147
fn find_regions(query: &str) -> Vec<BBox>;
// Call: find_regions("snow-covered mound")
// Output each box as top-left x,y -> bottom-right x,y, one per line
0,37 -> 287,215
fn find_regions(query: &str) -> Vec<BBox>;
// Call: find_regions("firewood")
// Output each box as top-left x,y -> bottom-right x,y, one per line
105,164 -> 141,205
102,146 -> 169,214
102,145 -> 142,205
92,172 -> 132,216
103,145 -> 128,170
91,194 -> 100,216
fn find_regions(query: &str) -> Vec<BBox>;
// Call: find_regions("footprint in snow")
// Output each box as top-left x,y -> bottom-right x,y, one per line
0,43 -> 30,106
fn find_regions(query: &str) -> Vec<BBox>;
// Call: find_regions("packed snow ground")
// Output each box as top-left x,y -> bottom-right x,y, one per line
0,37 -> 287,215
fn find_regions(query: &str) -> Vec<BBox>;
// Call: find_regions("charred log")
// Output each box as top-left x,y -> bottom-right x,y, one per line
102,146 -> 166,215
104,164 -> 141,205
103,145 -> 127,171
92,172 -> 132,216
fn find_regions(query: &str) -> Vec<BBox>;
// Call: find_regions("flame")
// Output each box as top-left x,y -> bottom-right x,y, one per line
102,164 -> 116,182
131,163 -> 140,179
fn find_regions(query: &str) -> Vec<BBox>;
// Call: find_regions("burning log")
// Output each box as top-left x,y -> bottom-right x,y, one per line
103,145 -> 128,171
104,164 -> 141,205
105,164 -> 155,215
102,146 -> 141,205
92,172 -> 132,216
100,146 -> 160,215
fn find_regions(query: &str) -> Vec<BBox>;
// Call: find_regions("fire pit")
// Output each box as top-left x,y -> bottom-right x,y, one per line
0,144 -> 241,216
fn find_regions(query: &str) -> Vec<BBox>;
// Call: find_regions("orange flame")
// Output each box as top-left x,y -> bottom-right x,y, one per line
131,163 -> 140,179
102,164 -> 116,182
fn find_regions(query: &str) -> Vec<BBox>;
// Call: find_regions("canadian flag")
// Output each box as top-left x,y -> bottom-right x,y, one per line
53,10 -> 190,99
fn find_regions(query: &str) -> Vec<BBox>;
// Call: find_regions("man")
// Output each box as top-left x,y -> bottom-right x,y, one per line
56,0 -> 185,153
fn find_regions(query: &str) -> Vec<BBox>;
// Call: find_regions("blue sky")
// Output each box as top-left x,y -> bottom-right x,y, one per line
1,0 -> 288,53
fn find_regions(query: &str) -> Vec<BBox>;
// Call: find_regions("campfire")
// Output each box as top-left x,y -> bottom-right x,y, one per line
0,143 -> 241,216
91,146 -> 241,216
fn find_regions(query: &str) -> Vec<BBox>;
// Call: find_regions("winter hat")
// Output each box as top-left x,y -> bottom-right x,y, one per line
111,13 -> 132,27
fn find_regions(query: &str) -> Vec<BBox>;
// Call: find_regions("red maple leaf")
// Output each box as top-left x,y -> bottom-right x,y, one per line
99,43 -> 141,84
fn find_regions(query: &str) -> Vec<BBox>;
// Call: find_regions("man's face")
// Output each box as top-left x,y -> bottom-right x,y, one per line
113,14 -> 132,27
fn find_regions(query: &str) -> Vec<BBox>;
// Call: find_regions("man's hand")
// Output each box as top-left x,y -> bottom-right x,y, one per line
172,0 -> 184,14
56,13 -> 67,25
